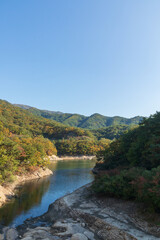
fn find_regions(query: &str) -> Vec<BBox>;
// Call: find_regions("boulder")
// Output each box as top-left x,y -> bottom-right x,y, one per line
6,228 -> 18,240
71,233 -> 88,240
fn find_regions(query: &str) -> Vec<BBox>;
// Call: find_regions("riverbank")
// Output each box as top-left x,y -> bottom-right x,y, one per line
2,184 -> 159,240
0,167 -> 53,207
49,155 -> 96,161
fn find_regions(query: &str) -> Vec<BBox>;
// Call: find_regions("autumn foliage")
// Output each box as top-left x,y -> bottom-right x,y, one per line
0,100 -> 110,183
93,112 -> 160,212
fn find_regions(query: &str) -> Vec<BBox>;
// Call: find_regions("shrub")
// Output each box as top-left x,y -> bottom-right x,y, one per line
92,167 -> 160,212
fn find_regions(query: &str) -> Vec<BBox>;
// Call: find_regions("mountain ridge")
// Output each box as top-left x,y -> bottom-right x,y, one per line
14,104 -> 143,129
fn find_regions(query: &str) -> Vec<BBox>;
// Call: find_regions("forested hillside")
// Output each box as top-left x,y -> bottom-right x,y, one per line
91,124 -> 137,140
2,101 -> 92,140
0,100 -> 144,184
93,112 -> 160,212
15,104 -> 143,129
0,100 -> 110,183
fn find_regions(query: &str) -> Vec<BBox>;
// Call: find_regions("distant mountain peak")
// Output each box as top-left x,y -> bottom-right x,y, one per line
14,104 -> 32,110
91,113 -> 104,117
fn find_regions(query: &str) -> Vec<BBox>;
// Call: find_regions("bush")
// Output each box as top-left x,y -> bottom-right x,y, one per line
92,167 -> 160,212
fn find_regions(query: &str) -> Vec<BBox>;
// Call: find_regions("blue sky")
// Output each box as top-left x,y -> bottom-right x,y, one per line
0,0 -> 160,117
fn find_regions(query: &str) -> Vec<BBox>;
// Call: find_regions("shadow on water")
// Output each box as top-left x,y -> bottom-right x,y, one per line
0,159 -> 96,227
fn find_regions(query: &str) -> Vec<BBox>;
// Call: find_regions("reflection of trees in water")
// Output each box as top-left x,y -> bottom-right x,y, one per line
0,177 -> 50,226
50,159 -> 96,171
0,160 -> 96,226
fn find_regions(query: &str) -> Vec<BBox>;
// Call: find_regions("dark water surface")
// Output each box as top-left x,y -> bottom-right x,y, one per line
0,159 -> 95,227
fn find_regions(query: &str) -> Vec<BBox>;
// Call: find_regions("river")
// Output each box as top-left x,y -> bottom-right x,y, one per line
0,159 -> 95,227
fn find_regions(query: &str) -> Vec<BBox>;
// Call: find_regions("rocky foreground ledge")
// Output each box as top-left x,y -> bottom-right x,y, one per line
0,167 -> 53,207
1,184 -> 160,240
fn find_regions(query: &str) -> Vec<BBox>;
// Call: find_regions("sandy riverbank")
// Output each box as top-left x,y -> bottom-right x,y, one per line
48,155 -> 96,161
0,167 -> 53,207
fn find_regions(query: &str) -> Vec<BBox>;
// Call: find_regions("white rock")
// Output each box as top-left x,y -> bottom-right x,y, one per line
71,233 -> 88,240
6,228 -> 18,240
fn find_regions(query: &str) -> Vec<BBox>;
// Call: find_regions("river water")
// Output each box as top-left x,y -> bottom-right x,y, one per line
0,159 -> 95,227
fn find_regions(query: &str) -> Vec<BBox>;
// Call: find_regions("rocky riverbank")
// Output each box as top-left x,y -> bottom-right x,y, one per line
49,155 -> 96,161
1,184 -> 160,240
0,167 -> 53,207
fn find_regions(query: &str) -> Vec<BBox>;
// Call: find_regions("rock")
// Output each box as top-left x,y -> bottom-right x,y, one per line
61,220 -> 67,223
21,237 -> 33,240
71,233 -> 88,240
84,231 -> 94,240
0,233 -> 4,240
22,227 -> 54,240
31,227 -> 50,231
15,183 -> 157,240
51,221 -> 73,236
6,228 -> 18,240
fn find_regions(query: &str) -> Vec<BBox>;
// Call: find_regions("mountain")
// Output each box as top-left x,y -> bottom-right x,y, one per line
14,104 -> 33,110
1,101 -> 93,141
14,104 -> 143,129
0,99 -> 144,184
0,100 -> 114,183
14,104 -> 63,114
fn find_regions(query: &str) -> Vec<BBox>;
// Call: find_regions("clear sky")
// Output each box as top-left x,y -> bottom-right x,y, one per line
0,0 -> 160,117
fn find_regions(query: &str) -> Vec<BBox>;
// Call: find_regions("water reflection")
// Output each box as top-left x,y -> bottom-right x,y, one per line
0,177 -> 50,226
0,159 -> 95,227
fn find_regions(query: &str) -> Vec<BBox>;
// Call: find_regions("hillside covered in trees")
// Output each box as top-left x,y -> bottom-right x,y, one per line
92,112 -> 160,212
15,104 -> 143,129
0,100 -> 111,183
91,124 -> 137,140
0,99 -> 144,184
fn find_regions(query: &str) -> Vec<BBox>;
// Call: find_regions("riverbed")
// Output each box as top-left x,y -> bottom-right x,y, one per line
0,159 -> 95,227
